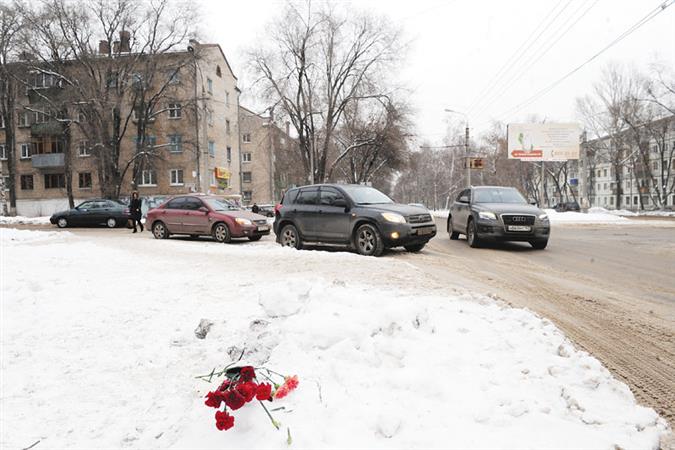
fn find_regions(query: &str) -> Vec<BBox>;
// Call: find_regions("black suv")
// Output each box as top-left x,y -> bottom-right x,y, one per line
274,184 -> 436,256
447,186 -> 550,249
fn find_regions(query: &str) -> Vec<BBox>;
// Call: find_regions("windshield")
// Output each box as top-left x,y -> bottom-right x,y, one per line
473,188 -> 527,204
204,198 -> 240,211
341,186 -> 393,205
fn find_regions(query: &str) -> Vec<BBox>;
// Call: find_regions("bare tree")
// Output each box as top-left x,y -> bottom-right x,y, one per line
249,1 -> 404,184
0,2 -> 23,215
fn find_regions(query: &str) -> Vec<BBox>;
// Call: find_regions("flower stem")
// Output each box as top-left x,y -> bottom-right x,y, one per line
258,400 -> 280,430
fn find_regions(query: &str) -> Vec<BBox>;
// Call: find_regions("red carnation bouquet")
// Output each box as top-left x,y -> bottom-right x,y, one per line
198,363 -> 299,433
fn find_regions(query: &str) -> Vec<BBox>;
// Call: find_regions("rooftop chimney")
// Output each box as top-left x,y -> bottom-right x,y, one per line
119,30 -> 130,53
112,40 -> 120,54
99,40 -> 110,55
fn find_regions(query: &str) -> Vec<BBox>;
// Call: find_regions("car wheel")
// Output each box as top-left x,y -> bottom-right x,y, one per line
448,216 -> 460,240
404,243 -> 426,253
56,217 -> 68,228
355,223 -> 384,257
467,219 -> 481,248
279,224 -> 302,249
152,221 -> 169,239
212,222 -> 231,243
248,235 -> 262,242
530,239 -> 548,250
106,217 -> 117,228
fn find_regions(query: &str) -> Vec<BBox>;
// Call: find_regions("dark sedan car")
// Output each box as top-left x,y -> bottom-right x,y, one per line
274,184 -> 436,256
50,199 -> 131,228
447,186 -> 550,249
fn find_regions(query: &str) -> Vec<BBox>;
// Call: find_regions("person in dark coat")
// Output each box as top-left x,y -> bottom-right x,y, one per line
251,203 -> 260,214
130,191 -> 143,233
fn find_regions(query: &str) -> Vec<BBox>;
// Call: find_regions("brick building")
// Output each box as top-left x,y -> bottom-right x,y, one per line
0,39 -> 242,216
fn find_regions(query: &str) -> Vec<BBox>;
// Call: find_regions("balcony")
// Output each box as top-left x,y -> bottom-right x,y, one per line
32,153 -> 65,169
31,121 -> 65,137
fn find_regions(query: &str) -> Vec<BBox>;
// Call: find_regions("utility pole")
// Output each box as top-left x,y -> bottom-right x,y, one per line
465,125 -> 471,188
268,107 -> 275,202
540,161 -> 545,207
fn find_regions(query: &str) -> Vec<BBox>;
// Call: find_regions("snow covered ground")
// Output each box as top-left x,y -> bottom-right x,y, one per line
588,207 -> 675,218
1,229 -> 669,449
0,215 -> 51,225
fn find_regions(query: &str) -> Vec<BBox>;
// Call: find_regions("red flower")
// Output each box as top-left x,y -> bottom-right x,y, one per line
236,381 -> 258,402
255,383 -> 272,401
204,391 -> 224,408
215,410 -> 235,431
274,375 -> 299,399
223,389 -> 246,410
218,380 -> 231,392
239,366 -> 256,382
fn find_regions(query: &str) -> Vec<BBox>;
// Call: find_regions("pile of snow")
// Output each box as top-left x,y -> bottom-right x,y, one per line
1,230 -> 668,449
544,209 -> 630,224
0,227 -> 71,244
0,215 -> 51,225
589,207 -> 675,218
430,209 -> 449,219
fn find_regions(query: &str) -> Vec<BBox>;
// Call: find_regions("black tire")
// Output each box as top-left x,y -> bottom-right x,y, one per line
152,221 -> 169,239
466,219 -> 481,248
530,239 -> 548,250
404,243 -> 426,253
106,217 -> 117,228
56,217 -> 68,228
355,223 -> 384,257
448,216 -> 459,240
279,224 -> 302,249
212,222 -> 231,243
248,235 -> 263,242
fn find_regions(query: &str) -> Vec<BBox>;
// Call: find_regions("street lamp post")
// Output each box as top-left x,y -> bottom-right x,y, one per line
445,109 -> 471,188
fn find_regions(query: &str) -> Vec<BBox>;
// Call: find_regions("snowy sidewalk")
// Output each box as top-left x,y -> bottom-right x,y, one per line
1,228 -> 668,449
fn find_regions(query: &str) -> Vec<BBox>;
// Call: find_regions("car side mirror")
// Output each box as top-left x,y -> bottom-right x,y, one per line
459,196 -> 469,204
333,198 -> 347,208
198,206 -> 209,214
529,200 -> 538,206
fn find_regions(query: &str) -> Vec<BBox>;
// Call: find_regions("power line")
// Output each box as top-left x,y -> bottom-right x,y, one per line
466,0 -> 573,117
472,0 -> 600,120
494,0 -> 674,122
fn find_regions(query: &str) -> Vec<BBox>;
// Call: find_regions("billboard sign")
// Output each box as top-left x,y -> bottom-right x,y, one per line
507,123 -> 580,161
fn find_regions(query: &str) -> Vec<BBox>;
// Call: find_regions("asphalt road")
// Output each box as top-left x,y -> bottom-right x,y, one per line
397,218 -> 675,427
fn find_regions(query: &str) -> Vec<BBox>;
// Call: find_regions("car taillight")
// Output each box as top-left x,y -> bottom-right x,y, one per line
274,203 -> 282,214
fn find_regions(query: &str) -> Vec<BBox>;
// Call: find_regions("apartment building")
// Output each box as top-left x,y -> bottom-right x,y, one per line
0,38 -> 241,216
238,106 -> 303,205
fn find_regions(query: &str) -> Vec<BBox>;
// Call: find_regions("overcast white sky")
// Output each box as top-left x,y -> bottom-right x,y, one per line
198,0 -> 675,144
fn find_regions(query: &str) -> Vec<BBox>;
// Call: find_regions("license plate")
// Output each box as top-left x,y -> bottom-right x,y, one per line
417,227 -> 434,235
508,225 -> 531,232
257,226 -> 270,231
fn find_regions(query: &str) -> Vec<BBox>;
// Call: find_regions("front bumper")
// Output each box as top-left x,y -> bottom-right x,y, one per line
233,223 -> 272,238
475,219 -> 550,241
380,221 -> 437,247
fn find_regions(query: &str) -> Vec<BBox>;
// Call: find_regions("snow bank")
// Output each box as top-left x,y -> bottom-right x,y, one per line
589,207 -> 675,218
544,209 -> 630,224
1,230 -> 667,449
0,227 -> 71,244
430,210 -> 449,219
0,215 -> 51,225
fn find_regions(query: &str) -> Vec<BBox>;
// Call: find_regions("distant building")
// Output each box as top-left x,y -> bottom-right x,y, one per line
238,105 -> 303,205
0,38 -> 241,216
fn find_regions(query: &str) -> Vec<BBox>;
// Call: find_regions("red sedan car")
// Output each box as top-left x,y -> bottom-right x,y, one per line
146,195 -> 271,243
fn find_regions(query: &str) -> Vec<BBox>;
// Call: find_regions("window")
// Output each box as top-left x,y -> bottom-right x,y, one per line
106,72 -> 118,88
18,112 -> 29,127
140,170 -> 157,186
44,173 -> 65,189
20,175 -> 33,190
183,197 -> 204,210
242,172 -> 252,183
168,103 -> 182,119
226,120 -> 231,134
634,196 -> 638,205
610,197 -> 614,205
208,141 -> 215,157
210,171 -> 216,187
225,91 -> 230,105
596,169 -> 601,177
216,66 -> 222,78
0,144 -> 5,160
296,188 -> 319,205
78,141 -> 91,157
168,135 -> 183,153
320,188 -> 345,206
208,110 -> 213,126
34,109 -> 49,124
652,161 -> 658,170
20,143 -> 31,159
207,78 -> 213,94
2,176 -> 8,191
31,72 -> 58,89
78,172 -> 92,189
242,133 -> 251,143
167,69 -> 180,84
170,169 -> 184,185
226,146 -> 232,162
166,197 -> 186,210
242,191 -> 252,202
603,169 -> 607,177
242,152 -> 252,163
134,135 -> 157,148
625,196 -> 630,205
132,73 -> 144,88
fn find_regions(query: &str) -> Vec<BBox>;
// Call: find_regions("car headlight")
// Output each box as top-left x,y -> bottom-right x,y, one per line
235,217 -> 253,226
538,213 -> 549,221
381,212 -> 406,224
478,211 -> 497,220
